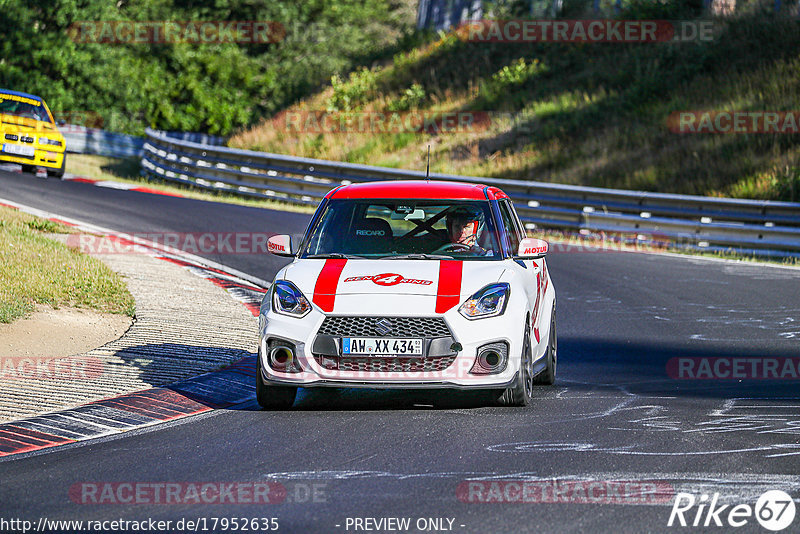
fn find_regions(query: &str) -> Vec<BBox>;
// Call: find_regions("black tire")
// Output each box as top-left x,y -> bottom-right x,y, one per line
47,153 -> 66,179
256,349 -> 297,409
533,305 -> 557,385
496,319 -> 534,407
20,164 -> 36,174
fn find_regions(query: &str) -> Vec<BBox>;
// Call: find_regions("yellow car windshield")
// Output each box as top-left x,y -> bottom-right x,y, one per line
0,96 -> 51,123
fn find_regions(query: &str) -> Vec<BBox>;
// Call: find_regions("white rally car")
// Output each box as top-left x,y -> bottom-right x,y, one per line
258,180 -> 556,408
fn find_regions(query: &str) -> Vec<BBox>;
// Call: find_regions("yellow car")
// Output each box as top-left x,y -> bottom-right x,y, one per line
0,89 -> 66,178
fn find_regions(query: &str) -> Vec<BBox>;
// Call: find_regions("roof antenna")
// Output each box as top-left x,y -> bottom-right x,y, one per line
425,145 -> 430,183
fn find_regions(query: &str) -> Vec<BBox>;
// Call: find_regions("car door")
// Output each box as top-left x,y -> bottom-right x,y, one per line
497,199 -> 542,332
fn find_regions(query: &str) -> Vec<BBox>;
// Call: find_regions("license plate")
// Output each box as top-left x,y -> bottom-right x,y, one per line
342,337 -> 423,356
2,144 -> 35,157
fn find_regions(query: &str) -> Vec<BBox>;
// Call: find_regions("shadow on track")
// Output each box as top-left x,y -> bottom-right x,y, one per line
559,336 -> 800,399
115,337 -> 800,415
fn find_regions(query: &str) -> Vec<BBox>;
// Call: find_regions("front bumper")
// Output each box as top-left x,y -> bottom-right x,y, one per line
258,304 -> 527,389
260,371 -> 520,390
0,148 -> 65,169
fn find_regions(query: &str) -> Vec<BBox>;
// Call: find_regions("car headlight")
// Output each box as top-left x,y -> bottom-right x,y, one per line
272,280 -> 311,317
39,137 -> 62,146
459,283 -> 510,320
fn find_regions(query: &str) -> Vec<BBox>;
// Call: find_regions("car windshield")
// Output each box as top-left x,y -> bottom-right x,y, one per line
300,199 -> 501,260
0,95 -> 51,123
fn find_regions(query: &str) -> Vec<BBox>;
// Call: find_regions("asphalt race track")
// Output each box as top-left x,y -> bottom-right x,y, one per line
1,169 -> 800,533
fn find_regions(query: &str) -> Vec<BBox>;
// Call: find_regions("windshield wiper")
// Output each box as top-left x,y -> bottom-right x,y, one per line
384,254 -> 453,260
306,253 -> 365,259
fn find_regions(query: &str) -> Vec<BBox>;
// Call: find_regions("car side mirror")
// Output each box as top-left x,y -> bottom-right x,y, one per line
268,234 -> 294,257
517,238 -> 548,259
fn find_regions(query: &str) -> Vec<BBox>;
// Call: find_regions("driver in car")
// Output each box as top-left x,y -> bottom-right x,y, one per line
442,207 -> 490,255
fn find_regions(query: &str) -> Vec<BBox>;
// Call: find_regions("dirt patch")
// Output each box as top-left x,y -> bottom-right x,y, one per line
0,305 -> 132,359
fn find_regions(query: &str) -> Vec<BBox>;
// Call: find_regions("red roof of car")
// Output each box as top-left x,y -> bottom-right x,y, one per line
326,180 -> 509,200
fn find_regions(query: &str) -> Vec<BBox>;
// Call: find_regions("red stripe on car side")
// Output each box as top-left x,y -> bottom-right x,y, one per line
313,259 -> 348,312
532,272 -> 542,343
536,273 -> 549,343
531,265 -> 550,344
435,260 -> 462,313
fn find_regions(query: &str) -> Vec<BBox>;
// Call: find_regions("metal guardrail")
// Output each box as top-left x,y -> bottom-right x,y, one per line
63,125 -> 144,158
141,127 -> 800,255
63,126 -> 226,159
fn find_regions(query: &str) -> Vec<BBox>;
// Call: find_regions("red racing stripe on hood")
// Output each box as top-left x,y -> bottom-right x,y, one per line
313,259 -> 348,312
435,260 -> 462,313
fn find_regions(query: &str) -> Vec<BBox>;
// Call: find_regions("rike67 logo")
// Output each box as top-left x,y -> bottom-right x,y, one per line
668,490 -> 796,531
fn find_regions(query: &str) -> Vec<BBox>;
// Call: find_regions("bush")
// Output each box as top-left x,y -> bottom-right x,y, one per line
387,83 -> 427,111
478,58 -> 547,107
327,68 -> 378,112
621,0 -> 705,19
0,1 -> 416,136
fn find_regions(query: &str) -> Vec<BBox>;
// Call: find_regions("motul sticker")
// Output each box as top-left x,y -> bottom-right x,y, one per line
343,273 -> 433,286
522,245 -> 547,255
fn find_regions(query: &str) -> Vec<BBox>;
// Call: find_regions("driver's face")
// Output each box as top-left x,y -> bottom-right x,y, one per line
449,220 -> 477,245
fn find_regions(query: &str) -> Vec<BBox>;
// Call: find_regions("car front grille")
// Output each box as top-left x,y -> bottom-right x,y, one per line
317,316 -> 451,338
314,355 -> 457,373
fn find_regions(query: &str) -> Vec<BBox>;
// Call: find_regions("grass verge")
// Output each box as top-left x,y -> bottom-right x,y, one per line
0,206 -> 135,323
